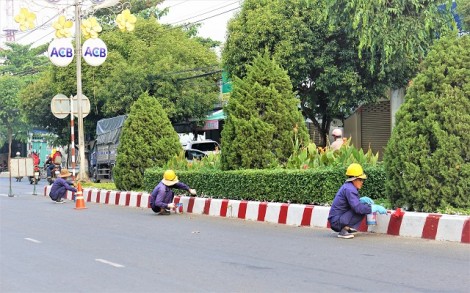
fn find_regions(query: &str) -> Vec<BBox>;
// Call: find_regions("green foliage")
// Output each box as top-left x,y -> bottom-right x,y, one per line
384,34 -> 470,212
0,75 -> 29,148
143,166 -> 385,204
164,151 -> 222,171
221,52 -> 310,170
0,43 -> 49,75
456,0 -> 470,32
113,92 -> 182,191
222,0 -> 389,145
18,72 -> 70,145
286,139 -> 379,169
0,43 -> 50,145
21,17 -> 220,143
323,0 -> 455,81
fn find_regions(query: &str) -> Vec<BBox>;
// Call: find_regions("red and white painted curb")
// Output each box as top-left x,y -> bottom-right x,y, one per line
44,186 -> 470,244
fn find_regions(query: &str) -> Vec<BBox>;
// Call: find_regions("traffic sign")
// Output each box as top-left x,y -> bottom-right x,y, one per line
51,94 -> 70,119
50,94 -> 90,119
72,95 -> 91,118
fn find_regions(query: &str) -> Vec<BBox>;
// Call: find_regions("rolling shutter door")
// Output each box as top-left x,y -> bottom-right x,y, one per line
361,101 -> 390,158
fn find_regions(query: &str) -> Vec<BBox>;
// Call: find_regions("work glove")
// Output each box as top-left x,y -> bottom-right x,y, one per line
359,196 -> 374,205
372,204 -> 387,215
189,189 -> 197,196
167,203 -> 176,209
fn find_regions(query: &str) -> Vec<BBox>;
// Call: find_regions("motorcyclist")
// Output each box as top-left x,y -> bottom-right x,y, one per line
31,150 -> 40,166
29,150 -> 41,184
47,149 -> 62,179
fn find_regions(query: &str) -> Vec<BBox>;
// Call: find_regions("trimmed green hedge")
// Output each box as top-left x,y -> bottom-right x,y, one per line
144,165 -> 385,205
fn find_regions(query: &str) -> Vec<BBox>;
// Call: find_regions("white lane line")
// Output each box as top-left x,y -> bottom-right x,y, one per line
95,258 -> 125,268
24,238 -> 42,243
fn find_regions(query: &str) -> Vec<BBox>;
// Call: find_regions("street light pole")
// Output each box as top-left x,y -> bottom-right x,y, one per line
74,0 -> 87,180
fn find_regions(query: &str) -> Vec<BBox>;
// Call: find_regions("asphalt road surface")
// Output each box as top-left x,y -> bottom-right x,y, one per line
1,177 -> 469,292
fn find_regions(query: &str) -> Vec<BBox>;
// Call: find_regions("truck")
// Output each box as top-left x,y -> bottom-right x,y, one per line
89,115 -> 127,182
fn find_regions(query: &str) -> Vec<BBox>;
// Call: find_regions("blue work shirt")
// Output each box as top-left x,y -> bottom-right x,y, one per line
328,181 -> 372,223
150,181 -> 190,209
49,177 -> 77,201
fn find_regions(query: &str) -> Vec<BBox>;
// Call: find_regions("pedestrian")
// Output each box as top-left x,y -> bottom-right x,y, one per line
330,128 -> 344,151
149,169 -> 196,215
328,163 -> 387,239
49,169 -> 77,203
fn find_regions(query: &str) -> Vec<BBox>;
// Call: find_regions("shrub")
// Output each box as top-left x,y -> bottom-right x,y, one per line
144,165 -> 385,205
384,34 -> 470,212
286,139 -> 379,169
221,52 -> 310,170
113,92 -> 182,191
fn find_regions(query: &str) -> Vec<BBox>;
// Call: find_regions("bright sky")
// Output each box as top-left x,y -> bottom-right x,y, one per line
0,0 -> 241,48
158,0 -> 240,43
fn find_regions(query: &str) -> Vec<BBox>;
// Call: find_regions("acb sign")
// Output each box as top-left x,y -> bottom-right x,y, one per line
48,39 -> 74,67
48,38 -> 108,67
82,38 -> 107,66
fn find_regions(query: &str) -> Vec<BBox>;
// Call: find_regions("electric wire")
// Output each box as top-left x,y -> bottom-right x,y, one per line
2,2 -> 240,46
167,0 -> 239,25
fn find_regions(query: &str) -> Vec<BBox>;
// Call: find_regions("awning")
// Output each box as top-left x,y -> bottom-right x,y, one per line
205,110 -> 225,121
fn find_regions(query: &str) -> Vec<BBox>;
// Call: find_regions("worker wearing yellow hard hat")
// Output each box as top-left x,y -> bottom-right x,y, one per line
328,163 -> 387,239
149,170 -> 197,215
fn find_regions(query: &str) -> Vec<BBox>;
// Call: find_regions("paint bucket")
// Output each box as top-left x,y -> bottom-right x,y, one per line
175,203 -> 183,214
366,212 -> 377,225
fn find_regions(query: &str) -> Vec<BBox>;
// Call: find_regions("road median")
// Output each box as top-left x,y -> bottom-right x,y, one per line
44,185 -> 470,244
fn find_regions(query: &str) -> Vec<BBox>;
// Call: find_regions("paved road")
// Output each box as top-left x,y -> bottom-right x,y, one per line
1,178 -> 469,292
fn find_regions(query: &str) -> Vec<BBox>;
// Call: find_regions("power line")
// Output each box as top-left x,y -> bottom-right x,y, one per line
164,0 -> 191,9
2,3 -> 240,47
168,0 -> 239,25
175,70 -> 222,81
157,6 -> 240,35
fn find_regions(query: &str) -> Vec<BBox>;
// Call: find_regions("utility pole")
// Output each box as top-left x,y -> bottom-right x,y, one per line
74,0 -> 87,180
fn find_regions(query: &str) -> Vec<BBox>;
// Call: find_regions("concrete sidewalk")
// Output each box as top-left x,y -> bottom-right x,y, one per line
44,185 -> 470,244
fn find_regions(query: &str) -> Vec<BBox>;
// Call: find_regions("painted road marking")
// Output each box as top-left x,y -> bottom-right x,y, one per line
95,258 -> 125,268
24,238 -> 41,243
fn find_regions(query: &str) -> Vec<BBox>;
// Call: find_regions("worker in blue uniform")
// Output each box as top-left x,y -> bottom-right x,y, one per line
149,170 -> 196,215
328,163 -> 387,239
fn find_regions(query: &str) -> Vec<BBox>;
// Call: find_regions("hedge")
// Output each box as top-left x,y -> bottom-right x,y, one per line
144,165 -> 386,205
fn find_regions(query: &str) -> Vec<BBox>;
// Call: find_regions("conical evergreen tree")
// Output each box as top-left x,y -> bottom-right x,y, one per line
221,52 -> 309,170
113,92 -> 181,190
384,34 -> 470,212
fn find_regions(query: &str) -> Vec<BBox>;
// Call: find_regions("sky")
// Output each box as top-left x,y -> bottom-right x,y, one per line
0,0 -> 241,48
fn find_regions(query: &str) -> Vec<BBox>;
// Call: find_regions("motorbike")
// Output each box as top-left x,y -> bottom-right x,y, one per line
29,165 -> 41,185
46,163 -> 61,185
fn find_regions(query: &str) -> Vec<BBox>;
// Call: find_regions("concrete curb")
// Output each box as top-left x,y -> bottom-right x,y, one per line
44,186 -> 470,244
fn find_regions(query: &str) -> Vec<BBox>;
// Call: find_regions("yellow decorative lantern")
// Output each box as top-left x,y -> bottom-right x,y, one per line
81,17 -> 102,39
116,9 -> 137,32
14,8 -> 36,31
53,16 -> 73,38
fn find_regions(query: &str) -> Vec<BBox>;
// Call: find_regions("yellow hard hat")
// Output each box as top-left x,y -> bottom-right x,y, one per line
346,163 -> 367,181
162,169 -> 179,186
